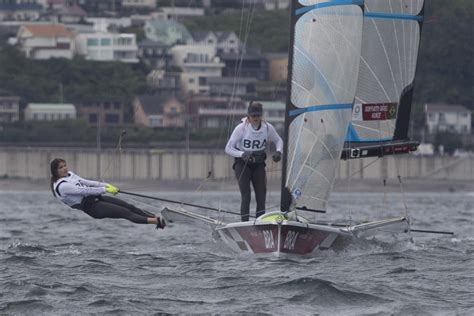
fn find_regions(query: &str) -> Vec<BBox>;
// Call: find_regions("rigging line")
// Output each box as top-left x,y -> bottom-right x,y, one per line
192,170 -> 213,196
100,129 -> 127,182
226,3 -> 246,130
230,1 -> 255,102
376,112 -> 390,220
220,2 -> 255,144
119,190 -> 243,216
230,1 -> 255,111
218,3 -> 258,208
382,139 -> 409,216
395,159 -> 409,216
344,157 -> 380,180
215,1 -> 256,201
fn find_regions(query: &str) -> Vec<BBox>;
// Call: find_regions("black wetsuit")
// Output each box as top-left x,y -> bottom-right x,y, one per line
233,158 -> 266,222
79,195 -> 154,224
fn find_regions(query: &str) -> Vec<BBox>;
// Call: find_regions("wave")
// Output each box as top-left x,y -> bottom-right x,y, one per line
3,254 -> 38,264
386,267 -> 417,274
268,277 -> 390,306
0,299 -> 54,314
7,242 -> 52,253
6,242 -> 82,257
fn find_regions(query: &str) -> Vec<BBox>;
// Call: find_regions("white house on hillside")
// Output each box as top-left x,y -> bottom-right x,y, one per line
16,23 -> 75,59
86,17 -> 132,32
191,31 -> 241,54
158,7 -> 204,19
242,0 -> 290,9
24,103 -> 76,121
144,19 -> 192,46
0,96 -> 20,123
75,32 -> 138,63
171,44 -> 224,94
122,0 -> 157,10
425,103 -> 471,135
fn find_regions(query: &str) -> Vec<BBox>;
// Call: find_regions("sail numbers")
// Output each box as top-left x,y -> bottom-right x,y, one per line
283,231 -> 299,250
263,230 -> 275,249
262,230 -> 299,250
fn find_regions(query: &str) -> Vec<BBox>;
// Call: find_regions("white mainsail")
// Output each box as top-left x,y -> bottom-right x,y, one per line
284,0 -> 364,212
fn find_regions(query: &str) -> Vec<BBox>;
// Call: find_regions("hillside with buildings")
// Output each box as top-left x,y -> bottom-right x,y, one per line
0,0 -> 471,153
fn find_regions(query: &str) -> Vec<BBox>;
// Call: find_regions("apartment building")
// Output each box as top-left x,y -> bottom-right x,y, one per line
171,44 -> 224,94
425,103 -> 471,135
75,32 -> 138,63
24,103 -> 76,121
0,96 -> 20,123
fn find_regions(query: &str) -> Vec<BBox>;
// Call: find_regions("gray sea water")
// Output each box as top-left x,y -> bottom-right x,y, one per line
1,189 -> 473,315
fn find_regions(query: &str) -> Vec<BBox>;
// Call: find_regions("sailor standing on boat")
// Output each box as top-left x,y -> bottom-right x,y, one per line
50,158 -> 165,229
225,102 -> 284,221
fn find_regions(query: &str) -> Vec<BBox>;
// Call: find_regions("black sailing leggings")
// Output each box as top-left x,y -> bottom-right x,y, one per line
234,160 -> 266,222
80,195 -> 154,224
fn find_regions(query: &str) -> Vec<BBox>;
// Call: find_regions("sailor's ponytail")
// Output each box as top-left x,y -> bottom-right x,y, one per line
50,158 -> 65,196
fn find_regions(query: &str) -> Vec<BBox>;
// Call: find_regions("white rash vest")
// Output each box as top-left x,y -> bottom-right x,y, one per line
225,118 -> 283,158
53,171 -> 106,207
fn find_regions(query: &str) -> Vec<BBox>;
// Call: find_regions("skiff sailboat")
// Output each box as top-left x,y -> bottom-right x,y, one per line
162,0 -> 425,256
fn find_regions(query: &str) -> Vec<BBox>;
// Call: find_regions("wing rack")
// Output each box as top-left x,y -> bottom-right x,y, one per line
341,140 -> 419,160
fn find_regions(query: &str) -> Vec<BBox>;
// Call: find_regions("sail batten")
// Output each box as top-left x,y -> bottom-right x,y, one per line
289,103 -> 353,116
296,0 -> 364,15
364,12 -> 423,21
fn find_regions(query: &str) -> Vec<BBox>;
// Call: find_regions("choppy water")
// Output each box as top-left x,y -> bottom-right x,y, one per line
1,189 -> 473,315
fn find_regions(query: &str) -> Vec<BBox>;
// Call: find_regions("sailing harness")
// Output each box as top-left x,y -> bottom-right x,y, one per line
53,172 -> 105,210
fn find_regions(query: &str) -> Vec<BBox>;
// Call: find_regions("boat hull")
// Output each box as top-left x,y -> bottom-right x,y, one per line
161,207 -> 409,257
215,221 -> 352,256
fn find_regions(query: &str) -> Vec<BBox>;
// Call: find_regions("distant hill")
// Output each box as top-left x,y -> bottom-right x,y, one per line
0,44 -> 148,110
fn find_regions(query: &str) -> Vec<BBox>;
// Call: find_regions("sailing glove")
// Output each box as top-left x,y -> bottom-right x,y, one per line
105,183 -> 119,195
241,151 -> 255,163
272,151 -> 282,162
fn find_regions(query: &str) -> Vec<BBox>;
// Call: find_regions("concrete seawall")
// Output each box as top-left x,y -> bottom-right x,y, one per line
1,147 -> 473,182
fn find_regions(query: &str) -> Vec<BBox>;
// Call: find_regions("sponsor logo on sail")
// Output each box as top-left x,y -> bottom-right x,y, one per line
361,102 -> 397,120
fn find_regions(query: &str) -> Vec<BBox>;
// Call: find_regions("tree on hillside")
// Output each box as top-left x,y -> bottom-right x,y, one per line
0,43 -> 149,106
415,0 -> 473,108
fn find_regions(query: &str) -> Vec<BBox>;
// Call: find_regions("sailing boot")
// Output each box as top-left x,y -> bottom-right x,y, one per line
156,216 -> 166,229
